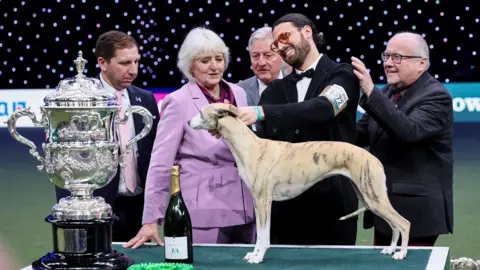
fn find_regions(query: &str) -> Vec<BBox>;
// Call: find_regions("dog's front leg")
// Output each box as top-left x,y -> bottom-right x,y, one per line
244,197 -> 272,264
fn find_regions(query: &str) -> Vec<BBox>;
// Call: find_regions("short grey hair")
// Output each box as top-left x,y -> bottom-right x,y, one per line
177,27 -> 230,81
247,26 -> 290,72
394,31 -> 430,69
247,26 -> 274,51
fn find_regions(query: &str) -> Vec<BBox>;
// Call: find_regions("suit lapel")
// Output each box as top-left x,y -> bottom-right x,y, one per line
303,54 -> 333,100
395,72 -> 431,112
370,86 -> 394,144
187,81 -> 209,112
230,81 -> 247,106
249,78 -> 260,105
281,75 -> 298,103
96,73 -> 144,137
126,87 -> 144,134
370,72 -> 431,144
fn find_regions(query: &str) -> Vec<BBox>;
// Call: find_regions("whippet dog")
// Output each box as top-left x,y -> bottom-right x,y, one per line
188,103 -> 410,264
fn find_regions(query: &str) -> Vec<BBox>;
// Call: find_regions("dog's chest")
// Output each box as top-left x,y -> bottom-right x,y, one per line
272,182 -> 316,201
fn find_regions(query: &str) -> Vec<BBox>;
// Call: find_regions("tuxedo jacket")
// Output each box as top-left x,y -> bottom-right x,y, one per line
55,83 -> 160,206
255,54 -> 361,219
357,71 -> 454,237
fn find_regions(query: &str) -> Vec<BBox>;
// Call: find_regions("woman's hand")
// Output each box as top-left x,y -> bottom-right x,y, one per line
123,223 -> 163,249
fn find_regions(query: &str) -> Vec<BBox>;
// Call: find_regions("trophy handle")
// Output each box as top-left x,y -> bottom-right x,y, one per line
5,107 -> 47,171
116,105 -> 155,167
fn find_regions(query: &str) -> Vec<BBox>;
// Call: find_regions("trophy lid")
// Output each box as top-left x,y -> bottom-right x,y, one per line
43,51 -> 117,107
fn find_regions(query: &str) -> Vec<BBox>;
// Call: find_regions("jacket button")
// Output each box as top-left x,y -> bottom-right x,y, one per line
295,129 -> 299,134
272,128 -> 277,133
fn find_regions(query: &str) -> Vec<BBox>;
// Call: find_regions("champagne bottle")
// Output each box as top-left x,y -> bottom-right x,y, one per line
163,165 -> 193,264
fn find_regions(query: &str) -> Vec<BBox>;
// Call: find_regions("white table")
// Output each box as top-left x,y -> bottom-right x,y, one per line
22,243 -> 450,270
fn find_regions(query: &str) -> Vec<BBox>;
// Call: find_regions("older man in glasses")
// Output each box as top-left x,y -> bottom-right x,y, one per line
352,31 -> 454,247
234,13 -> 361,246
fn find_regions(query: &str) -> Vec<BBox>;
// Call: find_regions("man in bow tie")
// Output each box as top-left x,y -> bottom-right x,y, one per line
237,13 -> 361,246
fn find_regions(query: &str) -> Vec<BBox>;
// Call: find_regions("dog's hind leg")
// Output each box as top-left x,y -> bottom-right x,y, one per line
380,218 -> 399,255
363,193 -> 410,260
396,220 -> 410,260
358,165 -> 410,260
244,196 -> 272,264
371,203 -> 410,260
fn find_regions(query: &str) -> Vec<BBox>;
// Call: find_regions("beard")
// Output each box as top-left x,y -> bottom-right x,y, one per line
279,35 -> 311,69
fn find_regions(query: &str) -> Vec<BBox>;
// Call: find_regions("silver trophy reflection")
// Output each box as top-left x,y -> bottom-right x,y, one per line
6,51 -> 154,269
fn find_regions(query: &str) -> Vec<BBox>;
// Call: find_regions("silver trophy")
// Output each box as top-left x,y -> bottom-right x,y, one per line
5,51 -> 154,269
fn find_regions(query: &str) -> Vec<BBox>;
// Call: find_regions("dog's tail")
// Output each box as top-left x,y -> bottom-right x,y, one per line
339,206 -> 368,220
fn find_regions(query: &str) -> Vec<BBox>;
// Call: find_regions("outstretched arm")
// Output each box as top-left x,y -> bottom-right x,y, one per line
142,95 -> 184,225
239,69 -> 359,129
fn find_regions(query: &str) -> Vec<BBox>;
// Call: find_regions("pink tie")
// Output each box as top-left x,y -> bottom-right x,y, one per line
115,90 -> 137,193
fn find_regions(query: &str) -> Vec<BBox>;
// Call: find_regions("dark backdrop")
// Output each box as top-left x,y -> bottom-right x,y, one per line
0,0 -> 480,267
0,0 -> 478,89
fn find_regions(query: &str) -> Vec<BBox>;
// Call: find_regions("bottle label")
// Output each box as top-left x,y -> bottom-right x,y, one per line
164,236 -> 188,260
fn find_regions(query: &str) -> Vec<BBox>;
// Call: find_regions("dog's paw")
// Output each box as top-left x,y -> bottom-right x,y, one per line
247,255 -> 264,264
243,251 -> 258,261
380,246 -> 396,255
392,251 -> 407,260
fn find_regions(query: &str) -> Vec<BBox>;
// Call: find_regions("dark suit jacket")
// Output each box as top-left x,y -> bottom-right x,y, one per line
237,71 -> 289,106
255,54 -> 360,219
55,83 -> 160,206
356,71 -> 454,237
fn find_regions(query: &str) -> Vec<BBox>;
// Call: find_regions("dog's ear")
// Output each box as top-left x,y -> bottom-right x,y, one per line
214,105 -> 238,118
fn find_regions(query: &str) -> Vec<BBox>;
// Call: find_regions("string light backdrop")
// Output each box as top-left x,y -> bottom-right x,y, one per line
0,0 -> 478,89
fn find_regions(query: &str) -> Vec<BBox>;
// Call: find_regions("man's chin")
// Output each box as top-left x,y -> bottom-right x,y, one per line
119,82 -> 133,89
386,75 -> 400,85
257,73 -> 272,82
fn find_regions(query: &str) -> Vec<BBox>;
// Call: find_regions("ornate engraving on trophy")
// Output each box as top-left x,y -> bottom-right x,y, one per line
56,113 -> 107,141
43,143 -> 119,191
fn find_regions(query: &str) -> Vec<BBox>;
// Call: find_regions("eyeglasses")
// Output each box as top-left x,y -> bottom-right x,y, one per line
381,52 -> 423,64
270,31 -> 293,53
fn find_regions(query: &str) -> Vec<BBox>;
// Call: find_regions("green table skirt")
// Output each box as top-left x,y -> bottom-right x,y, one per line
115,244 -> 435,270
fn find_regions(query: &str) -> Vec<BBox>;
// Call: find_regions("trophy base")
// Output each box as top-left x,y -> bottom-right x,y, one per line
31,250 -> 133,270
31,215 -> 134,270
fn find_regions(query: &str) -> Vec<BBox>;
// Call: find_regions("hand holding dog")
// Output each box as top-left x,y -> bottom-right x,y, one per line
351,56 -> 375,96
208,99 -> 230,139
238,106 -> 264,126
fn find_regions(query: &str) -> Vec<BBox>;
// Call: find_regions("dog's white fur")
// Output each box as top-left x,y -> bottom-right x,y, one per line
188,103 -> 410,264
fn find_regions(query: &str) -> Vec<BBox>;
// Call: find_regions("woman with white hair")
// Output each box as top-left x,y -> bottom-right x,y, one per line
124,27 -> 255,248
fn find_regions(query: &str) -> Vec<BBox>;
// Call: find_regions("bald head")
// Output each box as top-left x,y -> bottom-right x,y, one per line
391,32 -> 430,69
383,31 -> 430,88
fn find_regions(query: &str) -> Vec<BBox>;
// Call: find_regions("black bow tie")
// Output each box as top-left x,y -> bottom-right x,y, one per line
290,68 -> 314,83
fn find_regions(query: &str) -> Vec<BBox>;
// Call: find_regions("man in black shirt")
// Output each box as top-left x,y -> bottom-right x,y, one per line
237,13 -> 361,245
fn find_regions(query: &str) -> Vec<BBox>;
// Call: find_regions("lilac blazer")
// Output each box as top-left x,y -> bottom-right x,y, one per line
142,80 -> 255,228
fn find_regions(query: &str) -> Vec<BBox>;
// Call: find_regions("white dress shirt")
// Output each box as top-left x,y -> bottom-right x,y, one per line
257,71 -> 284,97
100,74 -> 142,196
294,54 -> 322,102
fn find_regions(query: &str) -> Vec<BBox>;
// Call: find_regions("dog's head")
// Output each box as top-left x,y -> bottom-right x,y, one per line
188,103 -> 239,130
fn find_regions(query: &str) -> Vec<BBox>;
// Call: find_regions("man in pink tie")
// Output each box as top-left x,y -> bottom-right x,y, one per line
54,30 -> 160,242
